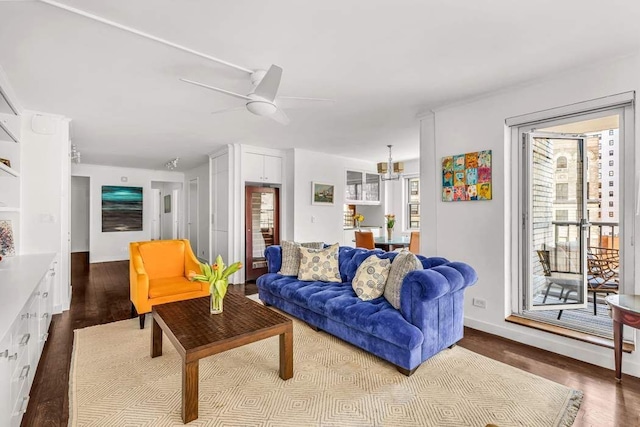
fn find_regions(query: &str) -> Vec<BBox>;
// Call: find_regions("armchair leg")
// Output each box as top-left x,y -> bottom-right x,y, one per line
130,302 -> 137,319
139,313 -> 146,330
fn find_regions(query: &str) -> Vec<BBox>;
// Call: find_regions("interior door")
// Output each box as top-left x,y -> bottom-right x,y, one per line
151,189 -> 160,240
245,186 -> 279,281
524,131 -> 588,311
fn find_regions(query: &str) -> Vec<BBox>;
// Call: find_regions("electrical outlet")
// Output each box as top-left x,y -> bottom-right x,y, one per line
472,298 -> 487,309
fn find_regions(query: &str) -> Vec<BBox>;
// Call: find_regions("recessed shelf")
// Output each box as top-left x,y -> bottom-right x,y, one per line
0,207 -> 20,212
0,162 -> 19,177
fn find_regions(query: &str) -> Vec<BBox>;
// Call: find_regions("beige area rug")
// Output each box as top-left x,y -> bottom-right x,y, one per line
69,312 -> 582,427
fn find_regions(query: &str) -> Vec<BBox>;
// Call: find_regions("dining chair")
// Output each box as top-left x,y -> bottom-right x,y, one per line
354,231 -> 375,249
408,231 -> 420,254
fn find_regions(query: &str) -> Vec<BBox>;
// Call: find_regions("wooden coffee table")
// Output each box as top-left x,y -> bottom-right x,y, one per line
151,293 -> 293,423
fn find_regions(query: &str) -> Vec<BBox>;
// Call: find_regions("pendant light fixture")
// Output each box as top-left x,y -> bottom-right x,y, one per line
377,145 -> 404,181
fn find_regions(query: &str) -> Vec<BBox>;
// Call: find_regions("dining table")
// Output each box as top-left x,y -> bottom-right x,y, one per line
374,235 -> 410,251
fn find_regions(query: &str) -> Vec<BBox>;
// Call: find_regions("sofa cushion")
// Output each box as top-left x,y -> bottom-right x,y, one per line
344,249 -> 396,282
138,240 -> 186,279
278,240 -> 324,276
352,255 -> 391,301
298,243 -> 341,282
258,275 -> 423,350
384,250 -> 423,309
148,276 -> 202,298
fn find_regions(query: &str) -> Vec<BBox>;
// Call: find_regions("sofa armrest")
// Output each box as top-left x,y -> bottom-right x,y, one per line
265,245 -> 283,273
399,262 -> 478,324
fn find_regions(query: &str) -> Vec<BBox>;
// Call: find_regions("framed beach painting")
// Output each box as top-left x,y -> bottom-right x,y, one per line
312,182 -> 335,205
442,150 -> 492,202
102,186 -> 143,232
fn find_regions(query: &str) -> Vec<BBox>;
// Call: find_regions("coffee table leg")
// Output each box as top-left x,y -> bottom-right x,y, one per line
613,319 -> 623,382
279,327 -> 293,380
151,316 -> 162,358
182,360 -> 199,423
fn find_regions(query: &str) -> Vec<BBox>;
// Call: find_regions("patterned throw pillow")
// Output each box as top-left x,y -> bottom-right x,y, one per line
352,255 -> 391,301
298,243 -> 341,282
383,250 -> 423,309
278,240 -> 325,276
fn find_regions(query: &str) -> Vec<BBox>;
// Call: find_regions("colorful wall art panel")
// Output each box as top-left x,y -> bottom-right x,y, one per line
442,150 -> 492,202
102,186 -> 143,232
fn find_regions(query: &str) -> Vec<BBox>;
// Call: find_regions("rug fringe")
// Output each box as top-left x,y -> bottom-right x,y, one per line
559,389 -> 584,427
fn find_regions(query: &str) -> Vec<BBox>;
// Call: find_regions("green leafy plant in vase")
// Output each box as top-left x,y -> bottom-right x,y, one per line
189,255 -> 242,314
385,213 -> 396,240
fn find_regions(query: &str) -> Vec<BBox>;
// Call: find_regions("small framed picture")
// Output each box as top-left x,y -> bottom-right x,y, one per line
0,158 -> 10,168
164,194 -> 171,213
311,182 -> 335,205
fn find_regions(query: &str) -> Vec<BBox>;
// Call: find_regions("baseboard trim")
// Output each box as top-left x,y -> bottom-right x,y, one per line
464,316 -> 640,379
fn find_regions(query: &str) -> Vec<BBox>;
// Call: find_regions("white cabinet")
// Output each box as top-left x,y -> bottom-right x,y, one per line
0,254 -> 57,427
345,170 -> 380,204
244,152 -> 282,184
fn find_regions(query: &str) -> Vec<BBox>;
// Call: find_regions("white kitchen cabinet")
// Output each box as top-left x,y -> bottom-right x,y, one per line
244,152 -> 282,184
345,170 -> 380,204
0,254 -> 57,427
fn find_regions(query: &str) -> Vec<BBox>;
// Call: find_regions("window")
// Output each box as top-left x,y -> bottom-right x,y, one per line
609,129 -> 614,135
406,177 -> 420,229
556,156 -> 567,168
609,171 -> 614,176
555,210 -> 568,221
609,191 -> 614,197
609,201 -> 614,207
597,161 -> 601,169
598,142 -> 602,149
609,140 -> 614,146
609,212 -> 614,218
598,212 -> 601,219
555,183 -> 568,200
598,172 -> 602,179
598,153 -> 602,159
609,150 -> 614,156
609,160 -> 614,166
609,181 -> 614,187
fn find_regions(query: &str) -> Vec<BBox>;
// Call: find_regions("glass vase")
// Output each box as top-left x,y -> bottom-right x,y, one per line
210,292 -> 224,314
387,227 -> 393,240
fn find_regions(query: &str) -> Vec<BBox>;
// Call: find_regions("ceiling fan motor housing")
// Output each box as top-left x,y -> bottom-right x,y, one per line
246,100 -> 278,116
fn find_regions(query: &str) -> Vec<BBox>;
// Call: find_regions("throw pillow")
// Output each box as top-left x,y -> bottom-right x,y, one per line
352,255 -> 391,301
384,250 -> 423,309
298,243 -> 341,282
279,240 -> 324,276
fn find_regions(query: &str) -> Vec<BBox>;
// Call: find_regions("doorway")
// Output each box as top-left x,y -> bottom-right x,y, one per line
70,176 -> 90,274
150,181 -> 182,240
245,186 -> 279,281
517,111 -> 630,339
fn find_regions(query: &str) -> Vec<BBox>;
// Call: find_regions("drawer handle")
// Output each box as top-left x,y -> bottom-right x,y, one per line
21,313 -> 30,320
0,349 -> 7,358
19,333 -> 30,347
8,353 -> 17,361
34,291 -> 41,297
41,333 -> 49,341
42,292 -> 49,298
50,272 -> 56,277
19,364 -> 30,380
42,313 -> 49,319
13,396 -> 29,416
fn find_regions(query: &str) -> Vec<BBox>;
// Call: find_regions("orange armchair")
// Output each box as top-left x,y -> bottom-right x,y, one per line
130,239 -> 209,329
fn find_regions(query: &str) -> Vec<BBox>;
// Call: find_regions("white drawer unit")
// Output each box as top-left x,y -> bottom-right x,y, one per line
0,253 -> 58,427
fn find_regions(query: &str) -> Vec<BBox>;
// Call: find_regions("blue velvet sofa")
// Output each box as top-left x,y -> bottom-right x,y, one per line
256,246 -> 478,375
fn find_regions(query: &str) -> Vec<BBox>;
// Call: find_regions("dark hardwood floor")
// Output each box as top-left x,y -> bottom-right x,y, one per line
22,255 -> 640,426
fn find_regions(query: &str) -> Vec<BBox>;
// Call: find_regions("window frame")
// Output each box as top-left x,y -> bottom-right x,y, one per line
403,174 -> 420,231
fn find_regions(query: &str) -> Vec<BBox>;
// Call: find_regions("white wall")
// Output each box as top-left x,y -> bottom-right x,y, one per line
70,176 -> 90,252
185,162 -> 210,261
422,53 -> 640,376
292,148 -> 382,244
71,163 -> 184,263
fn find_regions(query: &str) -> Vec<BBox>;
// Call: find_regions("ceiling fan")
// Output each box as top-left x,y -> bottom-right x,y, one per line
180,65 -> 332,125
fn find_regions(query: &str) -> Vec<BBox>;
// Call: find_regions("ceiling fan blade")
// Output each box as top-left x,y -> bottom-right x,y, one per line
253,64 -> 282,102
180,78 -> 251,101
276,96 -> 335,109
211,106 -> 246,115
268,107 -> 290,125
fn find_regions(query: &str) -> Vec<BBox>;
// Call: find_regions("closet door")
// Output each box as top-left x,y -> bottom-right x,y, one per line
245,186 -> 279,281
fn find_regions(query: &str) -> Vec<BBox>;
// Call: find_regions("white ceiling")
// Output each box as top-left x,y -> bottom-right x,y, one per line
0,0 -> 639,170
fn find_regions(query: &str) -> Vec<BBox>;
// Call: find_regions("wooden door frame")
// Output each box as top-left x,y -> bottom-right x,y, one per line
245,186 -> 280,281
